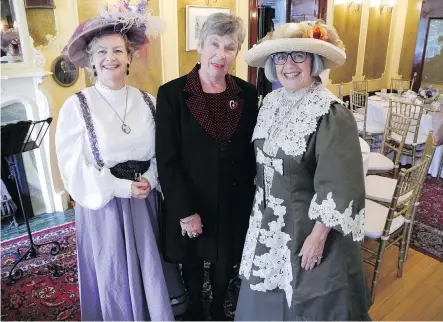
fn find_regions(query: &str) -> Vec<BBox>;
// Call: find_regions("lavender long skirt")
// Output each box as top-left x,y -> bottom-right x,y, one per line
75,192 -> 185,321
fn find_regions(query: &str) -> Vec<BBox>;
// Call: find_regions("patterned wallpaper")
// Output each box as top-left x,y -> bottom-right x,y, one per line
26,8 -> 56,47
363,7 -> 392,80
329,4 -> 362,84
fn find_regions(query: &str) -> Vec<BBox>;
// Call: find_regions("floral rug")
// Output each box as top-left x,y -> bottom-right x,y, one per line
1,221 -> 240,321
1,222 -> 80,321
410,177 -> 443,262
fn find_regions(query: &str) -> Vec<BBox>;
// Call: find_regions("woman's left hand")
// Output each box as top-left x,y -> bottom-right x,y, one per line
299,222 -> 331,270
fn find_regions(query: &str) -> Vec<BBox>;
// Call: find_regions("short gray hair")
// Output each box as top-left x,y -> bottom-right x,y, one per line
85,31 -> 134,79
264,53 -> 325,82
199,13 -> 246,49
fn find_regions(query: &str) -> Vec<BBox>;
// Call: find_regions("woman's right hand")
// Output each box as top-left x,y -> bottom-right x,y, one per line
131,181 -> 150,199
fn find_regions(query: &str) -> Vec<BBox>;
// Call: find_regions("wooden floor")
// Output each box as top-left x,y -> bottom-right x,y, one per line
364,242 -> 443,321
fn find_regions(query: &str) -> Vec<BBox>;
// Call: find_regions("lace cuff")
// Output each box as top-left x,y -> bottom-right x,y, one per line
308,192 -> 365,241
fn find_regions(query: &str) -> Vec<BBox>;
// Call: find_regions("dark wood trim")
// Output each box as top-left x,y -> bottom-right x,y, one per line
318,0 -> 328,21
412,10 -> 443,91
286,0 -> 292,23
248,0 -> 259,84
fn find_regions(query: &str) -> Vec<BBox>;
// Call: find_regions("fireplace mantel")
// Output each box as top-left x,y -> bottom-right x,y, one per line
1,0 -> 68,214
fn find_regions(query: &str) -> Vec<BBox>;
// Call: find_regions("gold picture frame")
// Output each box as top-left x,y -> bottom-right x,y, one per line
186,6 -> 230,51
51,55 -> 79,87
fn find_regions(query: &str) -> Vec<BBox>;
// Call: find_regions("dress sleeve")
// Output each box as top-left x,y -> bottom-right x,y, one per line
141,93 -> 158,190
156,85 -> 196,220
308,103 -> 366,241
55,96 -> 133,210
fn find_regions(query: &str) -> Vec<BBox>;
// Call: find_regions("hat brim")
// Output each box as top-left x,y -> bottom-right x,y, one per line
63,23 -> 147,68
244,38 -> 346,69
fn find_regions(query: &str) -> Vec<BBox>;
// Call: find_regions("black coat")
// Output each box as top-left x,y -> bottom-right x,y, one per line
156,68 -> 258,263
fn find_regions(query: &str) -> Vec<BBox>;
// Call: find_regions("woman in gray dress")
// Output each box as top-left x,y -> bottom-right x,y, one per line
235,21 -> 371,321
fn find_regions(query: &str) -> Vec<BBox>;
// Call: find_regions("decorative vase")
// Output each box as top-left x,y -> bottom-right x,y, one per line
430,100 -> 441,112
423,97 -> 433,104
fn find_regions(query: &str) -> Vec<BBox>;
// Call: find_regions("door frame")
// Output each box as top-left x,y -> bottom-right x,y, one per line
412,16 -> 443,91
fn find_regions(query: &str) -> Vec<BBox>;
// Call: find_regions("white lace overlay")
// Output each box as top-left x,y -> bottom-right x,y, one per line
256,147 -> 283,204
253,84 -> 343,157
240,187 -> 264,279
250,195 -> 293,307
263,166 -> 273,204
308,192 -> 365,241
256,149 -> 283,175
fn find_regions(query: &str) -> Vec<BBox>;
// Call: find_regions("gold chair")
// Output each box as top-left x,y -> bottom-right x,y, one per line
362,156 -> 431,303
391,78 -> 411,94
390,100 -> 426,165
403,132 -> 436,261
350,90 -> 385,146
352,80 -> 368,93
367,111 -> 411,178
365,131 -> 433,205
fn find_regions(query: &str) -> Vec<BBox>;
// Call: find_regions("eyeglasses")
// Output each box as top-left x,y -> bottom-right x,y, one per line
271,51 -> 308,65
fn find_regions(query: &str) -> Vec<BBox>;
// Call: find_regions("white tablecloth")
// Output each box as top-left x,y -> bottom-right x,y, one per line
367,96 -> 443,178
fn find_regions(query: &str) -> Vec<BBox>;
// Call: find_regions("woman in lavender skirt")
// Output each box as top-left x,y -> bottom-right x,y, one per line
55,4 -> 186,321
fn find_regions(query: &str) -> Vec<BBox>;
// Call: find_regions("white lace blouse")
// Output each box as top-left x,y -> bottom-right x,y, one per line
55,81 -> 157,210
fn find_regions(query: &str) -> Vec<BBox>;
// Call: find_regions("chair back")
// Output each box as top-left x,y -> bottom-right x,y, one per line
350,90 -> 369,138
412,132 -> 436,204
352,80 -> 368,93
391,78 -> 411,94
390,100 -> 425,145
422,131 -> 436,162
381,156 -> 431,240
380,111 -> 411,172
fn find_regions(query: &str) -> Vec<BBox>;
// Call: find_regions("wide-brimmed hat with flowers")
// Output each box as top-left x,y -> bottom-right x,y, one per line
62,0 -> 166,68
245,20 -> 346,69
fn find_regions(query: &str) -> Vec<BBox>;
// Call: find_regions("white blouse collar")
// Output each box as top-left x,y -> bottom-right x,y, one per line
95,81 -> 128,97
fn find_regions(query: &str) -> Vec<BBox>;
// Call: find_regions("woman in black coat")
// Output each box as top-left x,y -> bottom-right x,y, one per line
156,13 -> 257,321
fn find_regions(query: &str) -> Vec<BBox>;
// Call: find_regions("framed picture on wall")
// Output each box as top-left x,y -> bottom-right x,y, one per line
186,6 -> 230,51
51,55 -> 79,87
24,0 -> 55,9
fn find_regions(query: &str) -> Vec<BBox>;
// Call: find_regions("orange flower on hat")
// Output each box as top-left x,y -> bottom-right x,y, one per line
312,26 -> 329,41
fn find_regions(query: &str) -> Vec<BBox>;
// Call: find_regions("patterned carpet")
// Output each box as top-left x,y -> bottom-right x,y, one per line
1,223 -> 79,321
1,222 -> 239,321
1,210 -> 75,242
410,177 -> 443,262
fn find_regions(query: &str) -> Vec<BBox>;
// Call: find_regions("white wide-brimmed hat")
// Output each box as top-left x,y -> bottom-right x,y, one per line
245,20 -> 346,69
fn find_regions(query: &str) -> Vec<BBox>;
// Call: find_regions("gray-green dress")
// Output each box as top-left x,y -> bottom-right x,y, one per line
235,84 -> 371,321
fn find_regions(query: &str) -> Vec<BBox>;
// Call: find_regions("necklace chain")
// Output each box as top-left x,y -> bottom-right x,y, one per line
94,85 -> 131,134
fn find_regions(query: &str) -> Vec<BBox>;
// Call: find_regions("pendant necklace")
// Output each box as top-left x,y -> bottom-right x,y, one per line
94,85 -> 131,134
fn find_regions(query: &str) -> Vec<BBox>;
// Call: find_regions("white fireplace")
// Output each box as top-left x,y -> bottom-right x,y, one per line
1,0 -> 68,214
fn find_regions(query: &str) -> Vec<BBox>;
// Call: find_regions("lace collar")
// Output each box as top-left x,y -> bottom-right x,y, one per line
252,83 -> 343,157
